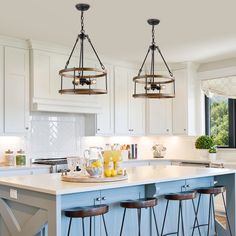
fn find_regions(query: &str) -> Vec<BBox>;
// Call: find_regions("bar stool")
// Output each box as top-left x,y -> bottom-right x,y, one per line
161,190 -> 199,236
64,204 -> 109,236
192,185 -> 232,236
119,197 -> 159,236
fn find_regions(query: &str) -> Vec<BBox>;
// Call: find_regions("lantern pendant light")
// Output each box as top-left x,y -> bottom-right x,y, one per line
59,3 -> 107,95
133,19 -> 175,99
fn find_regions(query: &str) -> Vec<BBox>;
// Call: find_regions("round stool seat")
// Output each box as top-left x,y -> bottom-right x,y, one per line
164,191 -> 197,201
120,198 -> 157,209
65,204 -> 109,218
196,185 -> 225,195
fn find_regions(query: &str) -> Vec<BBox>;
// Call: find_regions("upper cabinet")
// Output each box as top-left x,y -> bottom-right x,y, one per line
30,41 -> 101,114
0,37 -> 29,134
114,66 -> 145,136
4,47 -> 29,133
146,99 -> 172,135
95,64 -> 114,136
172,64 -> 200,136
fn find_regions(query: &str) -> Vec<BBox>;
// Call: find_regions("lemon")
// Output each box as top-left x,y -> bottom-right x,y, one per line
104,169 -> 112,177
111,169 -> 117,177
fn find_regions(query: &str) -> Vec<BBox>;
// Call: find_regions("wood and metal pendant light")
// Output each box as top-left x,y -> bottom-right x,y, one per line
59,3 -> 107,95
133,19 -> 175,98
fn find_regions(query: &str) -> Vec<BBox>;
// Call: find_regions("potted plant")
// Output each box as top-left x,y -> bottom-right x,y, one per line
195,135 -> 214,159
208,146 -> 217,161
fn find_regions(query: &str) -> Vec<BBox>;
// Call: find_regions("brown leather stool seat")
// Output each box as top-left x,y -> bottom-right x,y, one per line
120,197 -> 157,209
65,204 -> 109,218
64,204 -> 109,236
164,191 -> 197,201
119,198 -> 159,236
196,185 -> 225,195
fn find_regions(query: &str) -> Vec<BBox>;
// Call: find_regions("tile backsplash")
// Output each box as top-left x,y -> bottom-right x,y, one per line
0,112 -> 236,162
27,112 -> 84,159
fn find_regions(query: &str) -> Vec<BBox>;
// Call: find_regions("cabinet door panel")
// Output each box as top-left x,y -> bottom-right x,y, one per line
147,99 -> 172,135
172,69 -> 188,134
96,64 -> 114,135
0,46 -> 3,133
5,47 -> 28,133
114,67 -> 129,134
128,69 -> 145,135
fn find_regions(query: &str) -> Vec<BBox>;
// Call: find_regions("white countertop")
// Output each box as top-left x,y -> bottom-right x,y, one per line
124,158 -> 211,164
0,166 -> 234,195
0,164 -> 50,171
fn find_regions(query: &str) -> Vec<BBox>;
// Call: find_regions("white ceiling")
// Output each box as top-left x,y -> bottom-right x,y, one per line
1,0 -> 236,64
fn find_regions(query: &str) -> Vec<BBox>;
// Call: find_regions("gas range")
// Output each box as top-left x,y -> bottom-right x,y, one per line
32,158 -> 69,173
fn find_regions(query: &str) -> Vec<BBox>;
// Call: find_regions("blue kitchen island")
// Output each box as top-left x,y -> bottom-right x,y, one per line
0,165 -> 235,236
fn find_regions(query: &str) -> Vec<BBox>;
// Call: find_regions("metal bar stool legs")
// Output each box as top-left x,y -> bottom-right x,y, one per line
192,186 -> 233,236
65,204 -> 109,236
119,198 -> 159,236
160,191 -> 198,236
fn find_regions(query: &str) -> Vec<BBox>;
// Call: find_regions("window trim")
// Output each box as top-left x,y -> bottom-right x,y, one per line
205,96 -> 236,148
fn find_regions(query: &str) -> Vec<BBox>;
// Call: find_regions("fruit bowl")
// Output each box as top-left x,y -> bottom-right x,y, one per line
86,167 -> 103,178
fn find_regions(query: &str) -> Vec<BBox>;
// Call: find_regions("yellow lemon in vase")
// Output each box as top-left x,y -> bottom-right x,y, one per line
111,169 -> 117,177
104,169 -> 112,177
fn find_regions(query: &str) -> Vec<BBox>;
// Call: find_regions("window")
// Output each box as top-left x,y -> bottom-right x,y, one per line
205,95 -> 236,148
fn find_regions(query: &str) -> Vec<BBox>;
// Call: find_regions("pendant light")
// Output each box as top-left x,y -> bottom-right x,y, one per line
59,3 -> 107,95
133,19 -> 175,98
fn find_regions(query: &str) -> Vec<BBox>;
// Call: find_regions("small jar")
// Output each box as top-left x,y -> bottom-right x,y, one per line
16,149 -> 26,166
4,149 -> 15,166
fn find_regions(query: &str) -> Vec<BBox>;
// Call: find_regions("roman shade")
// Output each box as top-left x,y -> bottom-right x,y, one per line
201,76 -> 236,98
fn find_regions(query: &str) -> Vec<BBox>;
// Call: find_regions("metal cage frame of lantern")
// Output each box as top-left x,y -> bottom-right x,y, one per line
59,3 -> 107,95
133,19 -> 175,99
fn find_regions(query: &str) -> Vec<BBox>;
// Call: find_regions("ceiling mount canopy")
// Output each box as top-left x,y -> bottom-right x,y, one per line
59,3 -> 107,95
133,19 -> 175,99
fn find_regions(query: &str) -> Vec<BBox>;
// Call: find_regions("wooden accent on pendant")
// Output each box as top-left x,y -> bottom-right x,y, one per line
196,186 -> 226,195
164,191 -> 197,201
64,204 -> 109,218
120,198 -> 158,209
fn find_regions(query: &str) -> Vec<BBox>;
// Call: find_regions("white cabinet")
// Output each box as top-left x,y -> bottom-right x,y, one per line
0,44 -> 29,134
172,69 -> 188,134
96,64 -> 114,135
4,47 -> 29,133
172,64 -> 199,135
114,66 -> 145,135
146,99 -> 172,135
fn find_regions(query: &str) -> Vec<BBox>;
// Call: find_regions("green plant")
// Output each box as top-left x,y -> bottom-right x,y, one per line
209,146 -> 217,153
195,135 -> 214,149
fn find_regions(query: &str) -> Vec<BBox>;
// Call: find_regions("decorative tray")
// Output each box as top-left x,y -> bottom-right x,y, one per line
61,174 -> 128,183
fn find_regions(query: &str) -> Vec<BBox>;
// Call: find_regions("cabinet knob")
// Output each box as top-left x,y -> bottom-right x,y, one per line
128,129 -> 134,132
166,129 -> 169,132
25,127 -> 29,130
101,196 -> 106,201
184,129 -> 186,131
95,197 -> 101,201
97,128 -> 100,131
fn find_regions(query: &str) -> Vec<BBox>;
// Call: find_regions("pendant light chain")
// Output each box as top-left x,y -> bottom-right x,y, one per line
81,11 -> 85,34
152,25 -> 155,45
59,3 -> 107,95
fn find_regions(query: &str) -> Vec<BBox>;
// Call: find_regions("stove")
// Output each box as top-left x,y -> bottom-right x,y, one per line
32,158 -> 69,173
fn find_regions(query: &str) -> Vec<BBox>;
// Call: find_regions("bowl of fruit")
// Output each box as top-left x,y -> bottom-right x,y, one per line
86,160 -> 103,178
